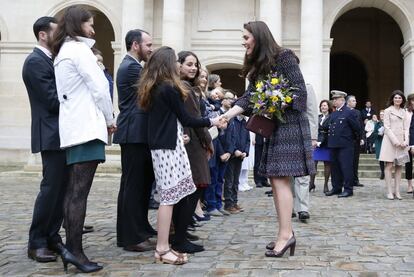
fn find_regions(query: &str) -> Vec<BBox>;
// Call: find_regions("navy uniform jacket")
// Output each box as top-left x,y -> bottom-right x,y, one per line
22,47 -> 61,153
113,55 -> 148,144
327,105 -> 361,148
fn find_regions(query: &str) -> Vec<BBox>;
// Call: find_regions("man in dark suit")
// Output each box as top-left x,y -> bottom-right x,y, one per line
325,90 -> 361,198
360,100 -> 375,121
22,17 -> 68,262
347,95 -> 365,187
114,29 -> 156,252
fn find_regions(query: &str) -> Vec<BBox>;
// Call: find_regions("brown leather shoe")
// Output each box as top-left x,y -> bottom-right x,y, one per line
123,240 -> 155,252
224,206 -> 240,214
27,248 -> 57,262
234,204 -> 244,212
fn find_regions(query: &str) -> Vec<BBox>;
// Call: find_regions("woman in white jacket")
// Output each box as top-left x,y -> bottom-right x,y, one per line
51,5 -> 115,273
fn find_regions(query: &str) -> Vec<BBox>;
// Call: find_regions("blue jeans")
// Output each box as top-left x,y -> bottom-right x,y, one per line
205,161 -> 227,212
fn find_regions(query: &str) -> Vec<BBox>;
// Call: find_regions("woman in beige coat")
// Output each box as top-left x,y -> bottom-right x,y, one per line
379,90 -> 410,200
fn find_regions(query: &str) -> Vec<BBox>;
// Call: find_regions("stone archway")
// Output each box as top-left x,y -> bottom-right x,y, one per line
330,7 -> 404,109
324,0 -> 414,98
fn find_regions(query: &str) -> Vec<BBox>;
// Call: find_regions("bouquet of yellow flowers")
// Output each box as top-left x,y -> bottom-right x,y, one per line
249,71 -> 297,122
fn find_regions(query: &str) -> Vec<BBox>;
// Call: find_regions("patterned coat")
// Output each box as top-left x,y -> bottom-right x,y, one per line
234,49 -> 315,177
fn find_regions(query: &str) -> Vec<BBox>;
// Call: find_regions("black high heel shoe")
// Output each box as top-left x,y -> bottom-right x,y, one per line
265,233 -> 296,257
60,247 -> 103,273
309,184 -> 316,192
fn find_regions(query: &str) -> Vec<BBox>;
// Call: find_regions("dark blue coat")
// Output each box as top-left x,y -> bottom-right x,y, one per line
409,113 -> 414,146
22,48 -> 61,153
327,105 -> 361,148
113,55 -> 148,144
228,116 -> 250,156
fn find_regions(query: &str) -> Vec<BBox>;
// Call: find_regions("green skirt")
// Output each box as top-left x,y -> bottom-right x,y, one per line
66,139 -> 105,165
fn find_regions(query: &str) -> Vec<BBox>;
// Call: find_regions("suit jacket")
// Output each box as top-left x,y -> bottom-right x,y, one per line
317,114 -> 330,147
361,108 -> 375,121
351,108 -> 365,141
22,47 -> 60,153
113,55 -> 148,144
409,112 -> 414,146
327,105 -> 361,148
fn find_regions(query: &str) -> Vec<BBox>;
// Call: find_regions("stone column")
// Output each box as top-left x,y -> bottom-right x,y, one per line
259,0 -> 282,43
121,0 -> 145,55
162,0 -> 185,51
300,0 -> 323,101
401,39 -> 414,95
322,39 -> 333,102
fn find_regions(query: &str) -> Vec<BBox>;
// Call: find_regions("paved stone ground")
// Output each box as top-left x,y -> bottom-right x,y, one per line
1,172 -> 414,276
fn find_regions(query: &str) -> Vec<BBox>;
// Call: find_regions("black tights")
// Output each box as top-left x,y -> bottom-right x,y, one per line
310,161 -> 331,190
64,161 -> 98,263
172,189 -> 202,245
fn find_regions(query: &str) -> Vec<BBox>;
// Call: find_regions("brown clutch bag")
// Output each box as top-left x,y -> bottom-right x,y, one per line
246,114 -> 277,138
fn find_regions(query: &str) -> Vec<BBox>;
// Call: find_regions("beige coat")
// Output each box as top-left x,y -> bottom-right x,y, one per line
379,106 -> 410,162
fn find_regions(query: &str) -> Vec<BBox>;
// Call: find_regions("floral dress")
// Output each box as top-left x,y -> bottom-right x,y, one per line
151,120 -> 196,205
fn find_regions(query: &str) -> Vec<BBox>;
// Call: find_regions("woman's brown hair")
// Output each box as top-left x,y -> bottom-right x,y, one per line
139,46 -> 188,110
51,5 -> 93,56
387,90 -> 406,108
319,100 -> 333,114
241,21 -> 282,82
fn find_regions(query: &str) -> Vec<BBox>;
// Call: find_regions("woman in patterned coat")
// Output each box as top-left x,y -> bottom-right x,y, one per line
223,21 -> 315,258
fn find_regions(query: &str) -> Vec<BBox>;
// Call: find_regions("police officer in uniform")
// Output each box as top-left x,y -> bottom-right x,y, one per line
325,90 -> 361,198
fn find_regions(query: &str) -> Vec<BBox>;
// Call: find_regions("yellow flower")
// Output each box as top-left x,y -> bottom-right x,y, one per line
268,106 -> 276,113
256,81 -> 264,90
270,96 -> 279,102
285,96 -> 292,103
271,78 -> 279,85
254,103 -> 261,109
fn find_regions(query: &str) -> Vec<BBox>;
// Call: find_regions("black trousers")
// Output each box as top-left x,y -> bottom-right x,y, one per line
172,189 -> 201,245
224,157 -> 242,208
117,143 -> 155,247
353,140 -> 361,185
405,151 -> 413,180
254,143 -> 267,185
28,150 -> 68,249
331,146 -> 354,193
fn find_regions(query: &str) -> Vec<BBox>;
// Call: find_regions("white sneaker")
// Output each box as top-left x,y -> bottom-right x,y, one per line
238,183 -> 249,192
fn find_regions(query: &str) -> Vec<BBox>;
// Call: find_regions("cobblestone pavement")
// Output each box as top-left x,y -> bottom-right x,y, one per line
1,172 -> 414,276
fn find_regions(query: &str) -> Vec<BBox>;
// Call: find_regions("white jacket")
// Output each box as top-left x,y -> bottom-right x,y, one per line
54,37 -> 114,148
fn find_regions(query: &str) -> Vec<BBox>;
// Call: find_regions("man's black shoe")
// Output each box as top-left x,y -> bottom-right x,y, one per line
325,189 -> 341,196
265,190 -> 272,195
27,248 -> 57,262
148,199 -> 160,210
291,212 -> 296,218
338,191 -> 353,198
298,211 -> 310,222
255,183 -> 263,188
172,240 -> 204,253
354,183 -> 364,187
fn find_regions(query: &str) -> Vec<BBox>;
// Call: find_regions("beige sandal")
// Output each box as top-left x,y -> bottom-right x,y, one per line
154,249 -> 187,265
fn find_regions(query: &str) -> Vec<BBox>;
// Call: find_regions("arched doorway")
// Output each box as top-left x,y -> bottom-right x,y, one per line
330,8 -> 403,110
55,5 -> 115,76
208,68 -> 245,97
